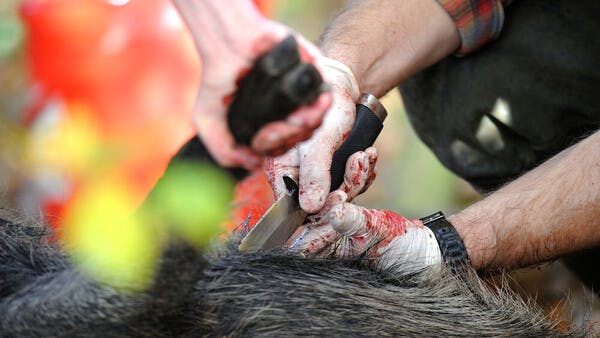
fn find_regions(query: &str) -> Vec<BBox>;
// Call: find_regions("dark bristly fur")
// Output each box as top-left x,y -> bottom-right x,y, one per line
0,208 -> 583,337
0,210 -> 205,337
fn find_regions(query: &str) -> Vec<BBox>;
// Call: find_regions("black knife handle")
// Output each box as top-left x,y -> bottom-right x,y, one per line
329,94 -> 387,192
228,35 -> 324,145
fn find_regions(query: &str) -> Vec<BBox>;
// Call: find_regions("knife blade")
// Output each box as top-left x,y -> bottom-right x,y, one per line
238,93 -> 388,252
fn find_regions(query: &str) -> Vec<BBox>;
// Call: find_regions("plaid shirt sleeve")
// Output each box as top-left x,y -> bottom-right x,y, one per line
436,0 -> 514,55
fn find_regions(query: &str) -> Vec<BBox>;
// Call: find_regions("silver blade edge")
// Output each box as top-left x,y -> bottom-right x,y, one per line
238,193 -> 307,252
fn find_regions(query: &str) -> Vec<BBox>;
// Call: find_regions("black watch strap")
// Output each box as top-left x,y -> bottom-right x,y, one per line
420,211 -> 471,270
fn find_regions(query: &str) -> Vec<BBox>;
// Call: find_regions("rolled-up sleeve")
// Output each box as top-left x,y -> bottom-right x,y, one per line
436,0 -> 514,55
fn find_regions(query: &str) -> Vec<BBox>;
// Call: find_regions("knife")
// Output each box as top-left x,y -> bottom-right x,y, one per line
238,93 -> 388,252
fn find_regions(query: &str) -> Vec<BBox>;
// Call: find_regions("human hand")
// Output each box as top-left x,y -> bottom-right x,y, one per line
292,202 -> 442,275
265,57 -> 360,212
174,0 -> 331,169
284,146 -> 376,250
289,148 -> 441,275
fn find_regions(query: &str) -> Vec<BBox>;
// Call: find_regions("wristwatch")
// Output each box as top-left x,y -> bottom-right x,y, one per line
420,211 -> 471,270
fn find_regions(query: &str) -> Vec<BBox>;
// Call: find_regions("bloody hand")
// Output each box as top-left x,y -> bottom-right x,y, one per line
289,147 -> 442,275
173,0 -> 331,169
265,57 -> 360,211
228,36 -> 325,150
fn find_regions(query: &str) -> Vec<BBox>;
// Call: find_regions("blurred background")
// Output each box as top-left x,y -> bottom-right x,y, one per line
0,0 -> 597,330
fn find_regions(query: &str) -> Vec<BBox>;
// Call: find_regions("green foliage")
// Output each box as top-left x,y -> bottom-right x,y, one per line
0,16 -> 22,59
62,160 -> 234,291
0,1 -> 23,59
63,179 -> 161,291
144,160 -> 234,247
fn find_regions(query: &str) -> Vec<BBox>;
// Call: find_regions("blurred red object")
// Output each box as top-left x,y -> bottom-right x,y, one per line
228,170 -> 274,231
20,0 -> 273,228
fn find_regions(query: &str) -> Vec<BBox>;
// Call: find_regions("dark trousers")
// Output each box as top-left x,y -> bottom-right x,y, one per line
401,0 -> 600,291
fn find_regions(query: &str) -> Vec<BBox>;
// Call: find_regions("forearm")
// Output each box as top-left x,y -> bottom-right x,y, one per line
320,0 -> 459,97
449,131 -> 600,271
173,0 -> 265,62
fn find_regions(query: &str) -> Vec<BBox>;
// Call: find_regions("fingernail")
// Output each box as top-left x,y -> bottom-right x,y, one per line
266,131 -> 281,142
300,192 -> 325,213
288,115 -> 304,126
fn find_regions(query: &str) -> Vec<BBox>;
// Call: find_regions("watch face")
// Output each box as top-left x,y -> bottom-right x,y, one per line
419,211 -> 446,225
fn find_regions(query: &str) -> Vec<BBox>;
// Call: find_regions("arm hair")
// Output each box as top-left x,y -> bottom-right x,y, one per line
319,0 -> 459,97
450,131 -> 600,271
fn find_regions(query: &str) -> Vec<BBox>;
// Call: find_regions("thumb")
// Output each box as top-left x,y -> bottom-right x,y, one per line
327,204 -> 442,274
297,58 -> 360,213
327,203 -> 412,239
297,142 -> 336,213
